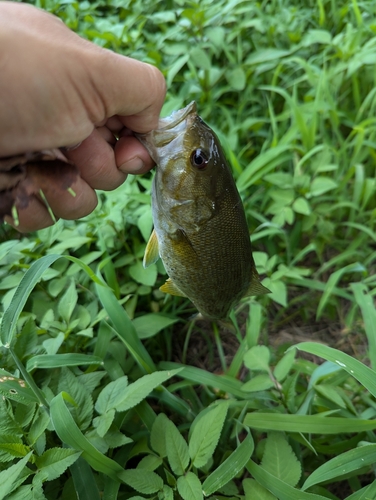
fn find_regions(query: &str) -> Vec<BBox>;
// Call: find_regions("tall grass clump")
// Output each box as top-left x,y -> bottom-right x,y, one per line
0,0 -> 375,499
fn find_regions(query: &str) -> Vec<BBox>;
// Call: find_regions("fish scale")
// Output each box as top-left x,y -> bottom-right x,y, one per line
136,101 -> 269,321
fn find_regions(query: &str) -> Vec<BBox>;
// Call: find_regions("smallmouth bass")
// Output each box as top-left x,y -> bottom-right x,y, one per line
137,102 -> 269,321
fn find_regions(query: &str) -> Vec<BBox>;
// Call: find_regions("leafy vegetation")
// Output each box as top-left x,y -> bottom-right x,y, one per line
1,0 -> 375,498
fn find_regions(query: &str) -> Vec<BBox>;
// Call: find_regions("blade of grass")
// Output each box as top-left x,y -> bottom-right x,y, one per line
202,434 -> 254,496
0,452 -> 33,500
351,283 -> 376,369
244,413 -> 376,434
50,392 -> 124,480
293,342 -> 376,399
345,479 -> 376,499
316,263 -> 366,319
95,270 -> 155,373
0,254 -> 61,347
159,362 -> 247,399
302,444 -> 376,490
26,354 -> 104,371
246,460 -> 326,500
70,456 -> 101,500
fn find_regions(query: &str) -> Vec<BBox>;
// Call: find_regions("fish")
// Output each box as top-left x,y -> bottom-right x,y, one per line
136,101 -> 269,321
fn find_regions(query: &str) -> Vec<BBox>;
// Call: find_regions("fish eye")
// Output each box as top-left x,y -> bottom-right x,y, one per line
190,149 -> 209,170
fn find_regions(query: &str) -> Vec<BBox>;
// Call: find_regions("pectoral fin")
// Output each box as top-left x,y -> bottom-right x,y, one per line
143,229 -> 160,268
246,280 -> 271,296
160,278 -> 187,297
245,268 -> 271,296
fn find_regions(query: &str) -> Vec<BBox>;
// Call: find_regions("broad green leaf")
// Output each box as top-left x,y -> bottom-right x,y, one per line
0,435 -> 25,463
292,197 -> 311,215
0,443 -> 30,460
112,369 -> 181,412
0,370 -> 39,405
6,484 -> 44,500
177,472 -> 203,500
95,376 -> 128,414
0,399 -> 22,437
274,349 -> 296,382
50,393 -> 123,480
314,384 -> 346,409
93,410 -> 116,437
150,413 -> 169,457
42,332 -> 65,356
227,67 -> 246,90
160,485 -> 174,500
26,354 -> 103,371
1,255 -> 61,347
104,429 -> 132,449
133,314 -> 179,339
247,460 -> 326,500
57,368 -> 93,431
264,278 -> 287,307
301,29 -> 332,46
309,177 -> 338,197
190,47 -> 211,70
243,478 -> 277,499
7,479 -> 46,500
28,409 -> 51,446
261,432 -> 301,487
129,261 -> 157,286
293,342 -> 376,399
47,237 -> 92,254
34,448 -> 81,481
136,455 -> 163,471
241,374 -> 274,392
206,26 -> 225,46
58,279 -> 77,324
244,346 -> 270,372
166,54 -> 190,87
302,444 -> 376,490
246,48 -> 291,64
244,413 -> 376,433
118,469 -> 163,494
0,452 -> 32,500
203,434 -> 254,496
189,402 -> 228,468
165,419 -> 190,476
137,210 -> 153,242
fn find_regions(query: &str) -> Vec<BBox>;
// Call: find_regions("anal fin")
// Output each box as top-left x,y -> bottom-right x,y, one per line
160,278 -> 187,297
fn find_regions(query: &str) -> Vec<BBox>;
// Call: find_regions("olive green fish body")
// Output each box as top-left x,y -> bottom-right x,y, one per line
137,102 -> 268,320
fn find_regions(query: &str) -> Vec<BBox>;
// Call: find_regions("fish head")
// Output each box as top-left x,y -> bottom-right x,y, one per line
136,102 -> 228,230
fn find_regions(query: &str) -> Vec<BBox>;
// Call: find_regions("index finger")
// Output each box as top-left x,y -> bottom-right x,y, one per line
92,50 -> 166,133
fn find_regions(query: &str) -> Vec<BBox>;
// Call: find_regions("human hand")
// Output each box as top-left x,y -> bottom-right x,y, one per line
0,2 -> 166,232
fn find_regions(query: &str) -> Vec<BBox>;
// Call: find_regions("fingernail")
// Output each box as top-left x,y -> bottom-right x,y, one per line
119,156 -> 145,174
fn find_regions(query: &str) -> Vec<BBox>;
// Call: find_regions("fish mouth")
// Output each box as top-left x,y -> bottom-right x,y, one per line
157,101 -> 197,130
135,101 -> 197,161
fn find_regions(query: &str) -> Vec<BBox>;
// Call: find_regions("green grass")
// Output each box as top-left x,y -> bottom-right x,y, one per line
0,0 -> 375,498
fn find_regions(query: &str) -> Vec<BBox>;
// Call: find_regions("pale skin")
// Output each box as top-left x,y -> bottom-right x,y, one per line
0,2 -> 166,232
